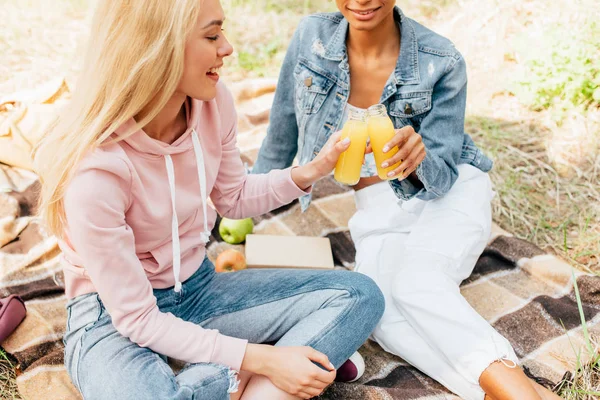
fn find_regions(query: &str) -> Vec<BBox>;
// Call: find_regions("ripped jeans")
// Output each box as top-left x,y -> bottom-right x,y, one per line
63,257 -> 384,400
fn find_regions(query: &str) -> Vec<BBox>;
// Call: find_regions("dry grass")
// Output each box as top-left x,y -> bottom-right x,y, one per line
554,274 -> 600,399
557,355 -> 600,399
0,349 -> 20,400
431,0 -> 600,272
1,0 -> 599,399
468,113 -> 600,272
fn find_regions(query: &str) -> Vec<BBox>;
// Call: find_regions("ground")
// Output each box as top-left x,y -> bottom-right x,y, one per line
0,0 -> 598,398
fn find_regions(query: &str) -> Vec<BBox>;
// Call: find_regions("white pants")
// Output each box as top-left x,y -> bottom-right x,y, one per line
348,164 -> 518,400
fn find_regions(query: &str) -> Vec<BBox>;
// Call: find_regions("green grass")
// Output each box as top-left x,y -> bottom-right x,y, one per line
0,348 -> 21,400
555,269 -> 600,399
513,17 -> 600,117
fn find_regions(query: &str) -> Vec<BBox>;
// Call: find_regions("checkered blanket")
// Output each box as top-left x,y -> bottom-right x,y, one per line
1,80 -> 596,400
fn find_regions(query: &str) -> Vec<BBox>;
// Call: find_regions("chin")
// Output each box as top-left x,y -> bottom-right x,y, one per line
191,86 -> 218,102
349,18 -> 386,31
351,22 -> 379,31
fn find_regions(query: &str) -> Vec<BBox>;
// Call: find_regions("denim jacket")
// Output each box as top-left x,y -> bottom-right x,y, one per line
252,7 -> 493,211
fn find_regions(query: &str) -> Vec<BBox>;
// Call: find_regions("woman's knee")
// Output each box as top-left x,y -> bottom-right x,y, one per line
348,272 -> 383,309
176,363 -> 237,400
342,271 -> 386,322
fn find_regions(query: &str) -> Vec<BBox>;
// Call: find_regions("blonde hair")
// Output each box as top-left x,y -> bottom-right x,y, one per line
34,0 -> 202,236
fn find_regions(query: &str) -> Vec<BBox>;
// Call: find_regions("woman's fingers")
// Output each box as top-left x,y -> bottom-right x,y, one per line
381,133 -> 422,169
326,132 -> 349,160
313,369 -> 336,385
295,378 -> 329,399
402,149 -> 426,179
325,131 -> 343,150
334,137 -> 351,154
330,130 -> 343,142
305,348 -> 334,371
299,387 -> 324,399
304,347 -> 336,384
387,143 -> 426,179
382,126 -> 413,153
407,147 -> 427,176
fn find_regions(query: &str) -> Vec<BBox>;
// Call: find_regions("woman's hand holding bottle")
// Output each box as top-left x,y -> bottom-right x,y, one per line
290,132 -> 351,190
379,125 -> 426,180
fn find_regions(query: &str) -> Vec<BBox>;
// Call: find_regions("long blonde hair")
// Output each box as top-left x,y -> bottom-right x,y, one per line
34,0 -> 202,237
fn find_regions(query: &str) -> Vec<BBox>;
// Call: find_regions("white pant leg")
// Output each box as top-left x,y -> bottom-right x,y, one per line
349,165 -> 518,400
351,231 -> 487,400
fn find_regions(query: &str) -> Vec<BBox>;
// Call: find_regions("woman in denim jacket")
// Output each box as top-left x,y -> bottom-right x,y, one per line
253,2 -> 560,399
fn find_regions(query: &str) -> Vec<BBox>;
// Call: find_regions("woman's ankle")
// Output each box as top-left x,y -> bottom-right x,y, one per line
479,360 -> 542,400
530,380 -> 562,400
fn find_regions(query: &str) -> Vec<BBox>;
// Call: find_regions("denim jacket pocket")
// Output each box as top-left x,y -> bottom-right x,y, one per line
389,90 -> 432,120
294,59 -> 335,115
389,90 -> 431,132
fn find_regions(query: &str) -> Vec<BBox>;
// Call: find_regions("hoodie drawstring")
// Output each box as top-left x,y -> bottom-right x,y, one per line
164,155 -> 183,293
191,129 -> 212,244
164,128 -> 211,293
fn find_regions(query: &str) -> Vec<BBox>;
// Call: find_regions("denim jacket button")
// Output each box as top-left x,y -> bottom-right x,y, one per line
404,103 -> 413,114
304,77 -> 313,87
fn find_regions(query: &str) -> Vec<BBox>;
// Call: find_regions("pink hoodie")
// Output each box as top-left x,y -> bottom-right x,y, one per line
59,82 -> 310,372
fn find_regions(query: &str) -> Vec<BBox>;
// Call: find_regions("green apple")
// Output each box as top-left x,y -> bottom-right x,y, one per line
219,217 -> 254,244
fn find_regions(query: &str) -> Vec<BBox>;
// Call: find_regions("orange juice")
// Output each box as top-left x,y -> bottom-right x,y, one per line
367,104 -> 401,180
334,109 -> 368,185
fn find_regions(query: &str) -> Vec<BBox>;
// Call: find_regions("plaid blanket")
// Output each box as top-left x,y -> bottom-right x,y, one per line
1,80 -> 597,400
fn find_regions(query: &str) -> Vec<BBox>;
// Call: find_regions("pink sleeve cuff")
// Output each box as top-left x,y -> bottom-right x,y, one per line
270,167 -> 313,205
210,335 -> 249,371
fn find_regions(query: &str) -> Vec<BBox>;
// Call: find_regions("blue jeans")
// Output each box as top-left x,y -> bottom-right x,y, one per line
63,257 -> 384,399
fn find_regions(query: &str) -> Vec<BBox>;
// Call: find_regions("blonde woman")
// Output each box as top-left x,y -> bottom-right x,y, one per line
34,1 -> 385,399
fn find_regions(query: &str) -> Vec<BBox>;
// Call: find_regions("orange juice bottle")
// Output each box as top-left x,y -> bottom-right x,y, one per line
334,107 -> 368,185
367,104 -> 401,180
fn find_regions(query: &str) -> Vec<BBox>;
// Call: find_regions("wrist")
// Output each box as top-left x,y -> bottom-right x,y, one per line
291,163 -> 319,190
241,343 -> 269,374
